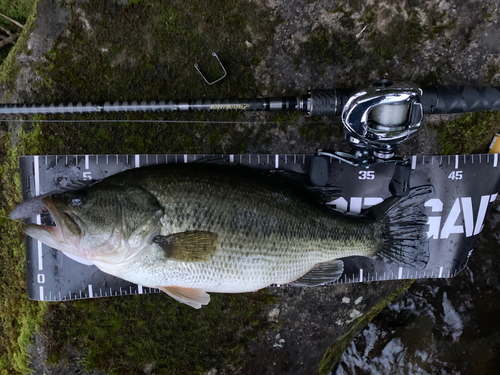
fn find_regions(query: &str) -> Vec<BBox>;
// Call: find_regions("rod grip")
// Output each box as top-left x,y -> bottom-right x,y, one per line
421,86 -> 500,114
307,89 -> 351,116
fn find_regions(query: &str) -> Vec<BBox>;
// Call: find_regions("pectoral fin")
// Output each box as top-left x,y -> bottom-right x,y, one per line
153,231 -> 220,262
157,286 -> 210,309
289,259 -> 344,287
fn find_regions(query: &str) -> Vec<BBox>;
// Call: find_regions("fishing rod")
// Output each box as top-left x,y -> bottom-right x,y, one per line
2,79 -> 500,168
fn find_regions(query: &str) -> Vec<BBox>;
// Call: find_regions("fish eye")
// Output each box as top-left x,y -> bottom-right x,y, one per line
70,191 -> 86,207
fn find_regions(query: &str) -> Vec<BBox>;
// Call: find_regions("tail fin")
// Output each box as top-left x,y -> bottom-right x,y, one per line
369,185 -> 434,270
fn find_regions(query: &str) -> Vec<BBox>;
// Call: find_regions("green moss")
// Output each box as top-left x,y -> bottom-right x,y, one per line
318,280 -> 414,375
297,25 -> 361,69
363,7 -> 376,24
485,60 -> 500,85
0,124 -> 48,375
0,0 -> 36,22
299,117 -> 344,142
415,70 -> 443,86
46,292 -> 277,374
0,0 -> 39,97
267,111 -> 301,125
0,0 -> 36,68
435,111 -> 500,155
369,10 -> 423,64
367,4 -> 451,70
36,0 -> 278,104
35,109 -> 272,155
251,54 -> 261,66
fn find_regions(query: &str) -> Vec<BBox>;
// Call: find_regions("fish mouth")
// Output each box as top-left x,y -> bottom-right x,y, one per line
10,193 -> 50,220
24,196 -> 82,252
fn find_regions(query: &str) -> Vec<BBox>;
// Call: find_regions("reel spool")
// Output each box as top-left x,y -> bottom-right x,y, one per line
341,79 -> 424,159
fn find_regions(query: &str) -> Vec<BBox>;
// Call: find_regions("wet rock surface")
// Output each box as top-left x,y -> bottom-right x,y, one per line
337,201 -> 500,374
239,282 -> 409,375
1,0 -> 499,373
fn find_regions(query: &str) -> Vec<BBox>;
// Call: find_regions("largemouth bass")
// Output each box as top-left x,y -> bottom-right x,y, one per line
14,163 -> 433,308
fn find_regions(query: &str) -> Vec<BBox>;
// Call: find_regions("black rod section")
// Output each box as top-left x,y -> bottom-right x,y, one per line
421,86 -> 500,114
0,97 -> 301,115
0,89 -> 349,116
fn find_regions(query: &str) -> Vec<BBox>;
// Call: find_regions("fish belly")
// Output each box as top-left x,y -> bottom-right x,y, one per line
104,234 -> 371,293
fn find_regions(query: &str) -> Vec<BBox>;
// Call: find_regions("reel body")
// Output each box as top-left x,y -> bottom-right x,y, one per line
340,80 -> 423,160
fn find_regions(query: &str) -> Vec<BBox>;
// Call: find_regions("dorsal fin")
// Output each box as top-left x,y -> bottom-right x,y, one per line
270,170 -> 342,203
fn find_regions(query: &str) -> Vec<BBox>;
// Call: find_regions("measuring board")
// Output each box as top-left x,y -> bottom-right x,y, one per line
19,153 -> 500,301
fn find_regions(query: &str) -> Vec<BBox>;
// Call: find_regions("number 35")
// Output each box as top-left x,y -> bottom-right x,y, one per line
359,171 -> 375,180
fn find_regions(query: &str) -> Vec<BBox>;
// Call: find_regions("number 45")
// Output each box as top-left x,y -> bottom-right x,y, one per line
448,171 -> 463,180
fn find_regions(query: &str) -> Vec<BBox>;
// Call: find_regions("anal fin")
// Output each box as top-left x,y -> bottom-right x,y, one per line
157,286 -> 210,309
288,259 -> 344,287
